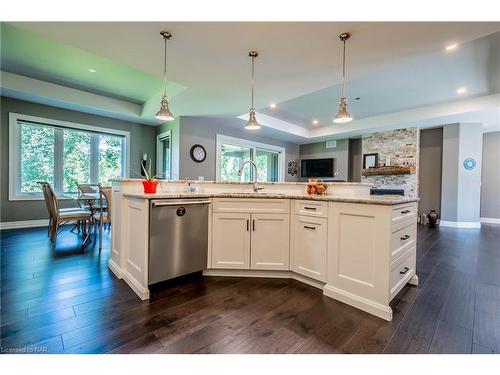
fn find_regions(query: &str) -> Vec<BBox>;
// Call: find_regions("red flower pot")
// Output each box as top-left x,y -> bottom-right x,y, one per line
142,180 -> 158,194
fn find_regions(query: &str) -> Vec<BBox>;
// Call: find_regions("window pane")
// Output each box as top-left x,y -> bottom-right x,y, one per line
63,130 -> 91,193
98,135 -> 123,186
20,123 -> 54,193
220,144 -> 252,182
256,149 -> 279,182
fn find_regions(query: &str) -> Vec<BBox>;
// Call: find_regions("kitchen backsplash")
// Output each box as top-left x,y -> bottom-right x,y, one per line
362,128 -> 419,198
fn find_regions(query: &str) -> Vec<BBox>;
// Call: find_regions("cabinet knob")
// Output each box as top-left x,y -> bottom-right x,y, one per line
400,234 -> 410,241
400,267 -> 410,275
304,225 -> 316,230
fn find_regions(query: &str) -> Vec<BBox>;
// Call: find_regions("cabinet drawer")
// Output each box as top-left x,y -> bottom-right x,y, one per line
391,203 -> 417,224
389,248 -> 416,300
291,215 -> 327,282
390,222 -> 416,264
213,198 -> 290,214
295,200 -> 328,218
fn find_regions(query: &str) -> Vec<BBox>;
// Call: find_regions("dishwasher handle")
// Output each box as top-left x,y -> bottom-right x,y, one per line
152,200 -> 211,207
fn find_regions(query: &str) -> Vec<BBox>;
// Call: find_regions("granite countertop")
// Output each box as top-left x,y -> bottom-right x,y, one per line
111,178 -> 373,186
123,191 -> 418,206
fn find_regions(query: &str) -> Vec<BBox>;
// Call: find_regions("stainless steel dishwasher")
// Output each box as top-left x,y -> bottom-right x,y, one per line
149,199 -> 210,285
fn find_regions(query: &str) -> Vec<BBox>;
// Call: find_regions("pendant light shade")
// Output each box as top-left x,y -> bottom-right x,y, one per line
333,97 -> 352,123
156,31 -> 175,122
333,32 -> 353,124
244,51 -> 261,130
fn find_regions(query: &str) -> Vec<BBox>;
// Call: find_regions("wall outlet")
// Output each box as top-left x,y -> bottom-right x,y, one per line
326,140 -> 337,148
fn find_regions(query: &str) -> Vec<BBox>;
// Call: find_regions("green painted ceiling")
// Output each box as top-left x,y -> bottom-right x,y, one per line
0,23 -> 186,104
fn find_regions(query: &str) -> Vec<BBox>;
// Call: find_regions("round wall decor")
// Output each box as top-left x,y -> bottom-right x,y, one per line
463,158 -> 476,170
190,144 -> 207,163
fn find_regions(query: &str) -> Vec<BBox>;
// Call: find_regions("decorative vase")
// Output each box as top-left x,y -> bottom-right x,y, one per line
428,210 -> 438,228
142,180 -> 158,194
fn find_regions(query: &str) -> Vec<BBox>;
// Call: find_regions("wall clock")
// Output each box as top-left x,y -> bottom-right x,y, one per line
190,144 -> 207,163
463,158 -> 476,170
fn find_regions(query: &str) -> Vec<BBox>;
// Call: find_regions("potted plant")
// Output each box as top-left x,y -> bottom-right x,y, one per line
141,158 -> 159,194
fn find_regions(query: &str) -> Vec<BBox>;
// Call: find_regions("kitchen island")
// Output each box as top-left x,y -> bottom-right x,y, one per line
109,179 -> 418,321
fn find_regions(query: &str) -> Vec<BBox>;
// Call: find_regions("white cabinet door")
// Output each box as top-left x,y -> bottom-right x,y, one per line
291,215 -> 327,282
250,213 -> 290,270
212,212 -> 251,269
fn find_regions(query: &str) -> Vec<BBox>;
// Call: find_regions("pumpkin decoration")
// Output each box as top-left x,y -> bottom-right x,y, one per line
307,179 -> 327,195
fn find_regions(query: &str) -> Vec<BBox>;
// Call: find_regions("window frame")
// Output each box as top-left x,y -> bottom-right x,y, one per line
215,134 -> 286,182
9,112 -> 130,201
156,130 -> 172,179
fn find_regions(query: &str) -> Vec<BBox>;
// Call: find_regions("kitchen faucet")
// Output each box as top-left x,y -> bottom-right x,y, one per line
238,160 -> 264,192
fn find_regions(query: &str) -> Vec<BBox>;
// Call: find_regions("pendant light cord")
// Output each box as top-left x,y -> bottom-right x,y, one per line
341,38 -> 347,99
251,55 -> 255,111
163,36 -> 168,99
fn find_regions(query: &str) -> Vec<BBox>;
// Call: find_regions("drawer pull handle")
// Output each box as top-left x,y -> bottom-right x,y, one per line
400,267 -> 410,275
304,225 -> 316,230
400,234 -> 410,241
253,219 -> 255,231
246,219 -> 249,231
304,207 -> 317,211
401,210 -> 411,214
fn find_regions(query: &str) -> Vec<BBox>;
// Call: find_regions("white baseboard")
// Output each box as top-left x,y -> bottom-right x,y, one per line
480,217 -> 500,225
323,284 -> 393,321
0,219 -> 49,230
107,259 -> 123,279
439,220 -> 481,229
203,269 -> 325,290
123,271 -> 149,300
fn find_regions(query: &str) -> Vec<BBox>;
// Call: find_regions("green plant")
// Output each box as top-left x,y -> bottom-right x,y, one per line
140,158 -> 158,181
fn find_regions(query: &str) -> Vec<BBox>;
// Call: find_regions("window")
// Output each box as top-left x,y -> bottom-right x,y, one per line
216,135 -> 285,182
9,113 -> 130,200
156,130 -> 172,179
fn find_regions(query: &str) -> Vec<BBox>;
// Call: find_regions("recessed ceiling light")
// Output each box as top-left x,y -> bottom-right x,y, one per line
270,103 -> 277,109
457,87 -> 467,94
88,68 -> 96,73
445,43 -> 458,51
312,119 -> 319,125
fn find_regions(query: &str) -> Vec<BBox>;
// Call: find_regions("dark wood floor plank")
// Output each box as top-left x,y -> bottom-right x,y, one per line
2,223 -> 500,354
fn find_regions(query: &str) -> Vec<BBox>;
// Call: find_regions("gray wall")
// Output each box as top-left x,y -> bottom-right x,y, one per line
177,116 -> 300,182
441,123 -> 483,223
481,131 -> 500,219
298,139 -> 349,181
0,96 -> 157,223
419,128 -> 443,216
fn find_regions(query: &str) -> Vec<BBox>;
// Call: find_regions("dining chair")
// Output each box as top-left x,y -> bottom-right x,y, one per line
37,181 -> 82,237
93,186 -> 112,252
42,182 -> 92,248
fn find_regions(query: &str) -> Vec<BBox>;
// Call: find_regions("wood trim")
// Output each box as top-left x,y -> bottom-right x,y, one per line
0,219 -> 49,230
362,166 -> 413,176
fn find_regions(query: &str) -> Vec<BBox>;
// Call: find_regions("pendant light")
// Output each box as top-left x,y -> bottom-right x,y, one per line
333,32 -> 353,124
155,31 -> 174,121
244,51 -> 262,130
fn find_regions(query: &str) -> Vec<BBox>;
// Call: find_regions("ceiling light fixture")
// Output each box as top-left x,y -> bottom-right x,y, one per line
457,87 -> 467,94
446,43 -> 458,51
312,119 -> 319,125
88,68 -> 96,73
244,51 -> 261,130
333,32 -> 353,124
155,31 -> 175,122
270,103 -> 277,109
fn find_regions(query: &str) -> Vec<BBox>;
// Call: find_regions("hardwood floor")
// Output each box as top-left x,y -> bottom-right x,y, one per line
1,223 -> 500,354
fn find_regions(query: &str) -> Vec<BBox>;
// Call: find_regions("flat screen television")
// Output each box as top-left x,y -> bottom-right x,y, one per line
301,158 -> 334,178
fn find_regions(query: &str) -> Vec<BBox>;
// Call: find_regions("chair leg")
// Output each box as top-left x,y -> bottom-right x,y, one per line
99,221 -> 103,252
52,221 -> 59,248
47,217 -> 52,238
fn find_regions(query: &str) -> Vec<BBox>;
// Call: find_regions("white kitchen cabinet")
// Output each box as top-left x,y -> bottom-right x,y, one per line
250,213 -> 290,270
212,212 -> 251,269
291,215 -> 328,282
